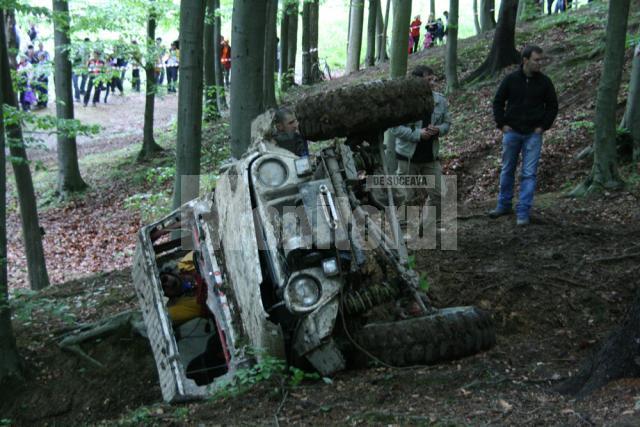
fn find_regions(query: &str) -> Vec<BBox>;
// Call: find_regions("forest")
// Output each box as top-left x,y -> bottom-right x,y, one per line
1,0 -> 640,425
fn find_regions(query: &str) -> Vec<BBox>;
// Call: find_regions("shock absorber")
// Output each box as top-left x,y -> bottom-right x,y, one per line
343,282 -> 400,315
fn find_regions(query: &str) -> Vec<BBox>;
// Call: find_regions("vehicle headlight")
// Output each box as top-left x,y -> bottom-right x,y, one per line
257,158 -> 288,187
285,275 -> 321,312
322,257 -> 339,276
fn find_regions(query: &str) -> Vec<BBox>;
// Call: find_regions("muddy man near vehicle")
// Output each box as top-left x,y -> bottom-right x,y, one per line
132,78 -> 496,403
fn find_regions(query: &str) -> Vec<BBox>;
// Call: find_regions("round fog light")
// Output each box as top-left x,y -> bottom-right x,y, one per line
286,275 -> 321,311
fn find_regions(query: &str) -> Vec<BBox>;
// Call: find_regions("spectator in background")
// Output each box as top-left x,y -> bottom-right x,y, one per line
83,51 -> 105,107
435,18 -> 445,45
130,40 -> 141,92
103,54 -> 123,103
155,37 -> 166,86
17,56 -> 36,111
79,38 -> 91,96
34,48 -> 50,109
425,15 -> 438,46
25,45 -> 38,64
28,23 -> 37,41
410,15 -> 421,54
220,37 -> 231,88
165,40 -> 179,93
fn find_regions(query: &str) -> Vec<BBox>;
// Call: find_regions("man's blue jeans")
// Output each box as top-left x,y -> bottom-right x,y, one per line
497,130 -> 543,219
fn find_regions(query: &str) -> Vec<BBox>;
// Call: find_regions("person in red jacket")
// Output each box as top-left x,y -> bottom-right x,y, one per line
409,15 -> 422,54
220,37 -> 231,88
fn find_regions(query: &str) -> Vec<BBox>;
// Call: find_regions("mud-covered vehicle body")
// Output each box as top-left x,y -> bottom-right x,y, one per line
133,79 -> 496,402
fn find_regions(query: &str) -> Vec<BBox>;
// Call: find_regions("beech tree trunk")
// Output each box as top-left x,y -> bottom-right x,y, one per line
430,0 -> 436,17
480,0 -> 497,32
4,10 -> 17,69
286,1 -> 298,88
386,0 -> 412,174
301,0 -> 311,84
557,287 -> 640,398
173,0 -> 206,209
263,0 -> 278,105
308,1 -> 321,83
1,12 -> 49,291
138,4 -> 163,161
0,8 -> 22,383
445,0 -> 459,93
375,0 -> 389,63
389,0 -> 411,78
365,0 -> 378,67
280,3 -> 289,82
346,0 -> 365,74
621,43 -> 640,163
465,0 -> 520,83
212,0 -> 227,110
52,0 -> 88,196
204,0 -> 219,121
473,0 -> 481,35
570,0 -> 630,196
230,0 -> 267,158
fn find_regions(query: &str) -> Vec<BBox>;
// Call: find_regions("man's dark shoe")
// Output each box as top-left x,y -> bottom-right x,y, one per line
487,207 -> 513,219
516,217 -> 530,226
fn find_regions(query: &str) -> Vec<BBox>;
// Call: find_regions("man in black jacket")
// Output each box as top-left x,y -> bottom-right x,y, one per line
489,45 -> 558,226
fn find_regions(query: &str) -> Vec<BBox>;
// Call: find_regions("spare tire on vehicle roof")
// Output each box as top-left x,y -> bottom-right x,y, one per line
293,77 -> 434,141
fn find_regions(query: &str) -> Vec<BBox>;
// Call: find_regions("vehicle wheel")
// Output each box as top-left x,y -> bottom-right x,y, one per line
350,306 -> 496,367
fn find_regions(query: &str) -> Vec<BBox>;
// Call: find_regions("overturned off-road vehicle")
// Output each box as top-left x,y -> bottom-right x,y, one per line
133,78 -> 496,402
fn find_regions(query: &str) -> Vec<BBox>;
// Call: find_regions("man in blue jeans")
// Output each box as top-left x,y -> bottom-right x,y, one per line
489,45 -> 558,226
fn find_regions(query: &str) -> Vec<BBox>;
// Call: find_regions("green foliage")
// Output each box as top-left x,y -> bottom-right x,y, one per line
143,166 -> 175,187
0,419 -> 13,426
212,350 -> 321,401
419,274 -> 430,292
570,120 -> 595,132
118,405 -> 152,425
10,289 -> 77,326
124,191 -> 172,223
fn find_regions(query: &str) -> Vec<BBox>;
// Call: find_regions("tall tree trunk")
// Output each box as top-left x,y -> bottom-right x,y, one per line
389,0 -> 411,78
430,0 -> 436,17
286,1 -> 298,88
52,0 -> 88,196
212,0 -> 227,111
173,0 -> 206,209
365,0 -> 378,67
570,0 -> 630,196
0,8 -> 22,384
203,0 -> 219,121
465,0 -> 520,83
4,10 -> 17,69
263,0 -> 278,105
308,1 -> 321,83
1,12 -> 49,291
230,0 -> 267,158
557,287 -> 640,398
473,0 -> 481,35
346,0 -> 365,74
621,43 -> 640,163
386,0 -> 412,175
138,3 -> 163,161
375,0 -> 389,63
480,0 -> 496,32
445,0 -> 459,93
280,3 -> 289,83
301,0 -> 311,84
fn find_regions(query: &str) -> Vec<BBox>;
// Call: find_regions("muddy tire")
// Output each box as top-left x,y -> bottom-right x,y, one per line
351,306 -> 496,367
293,77 -> 433,141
